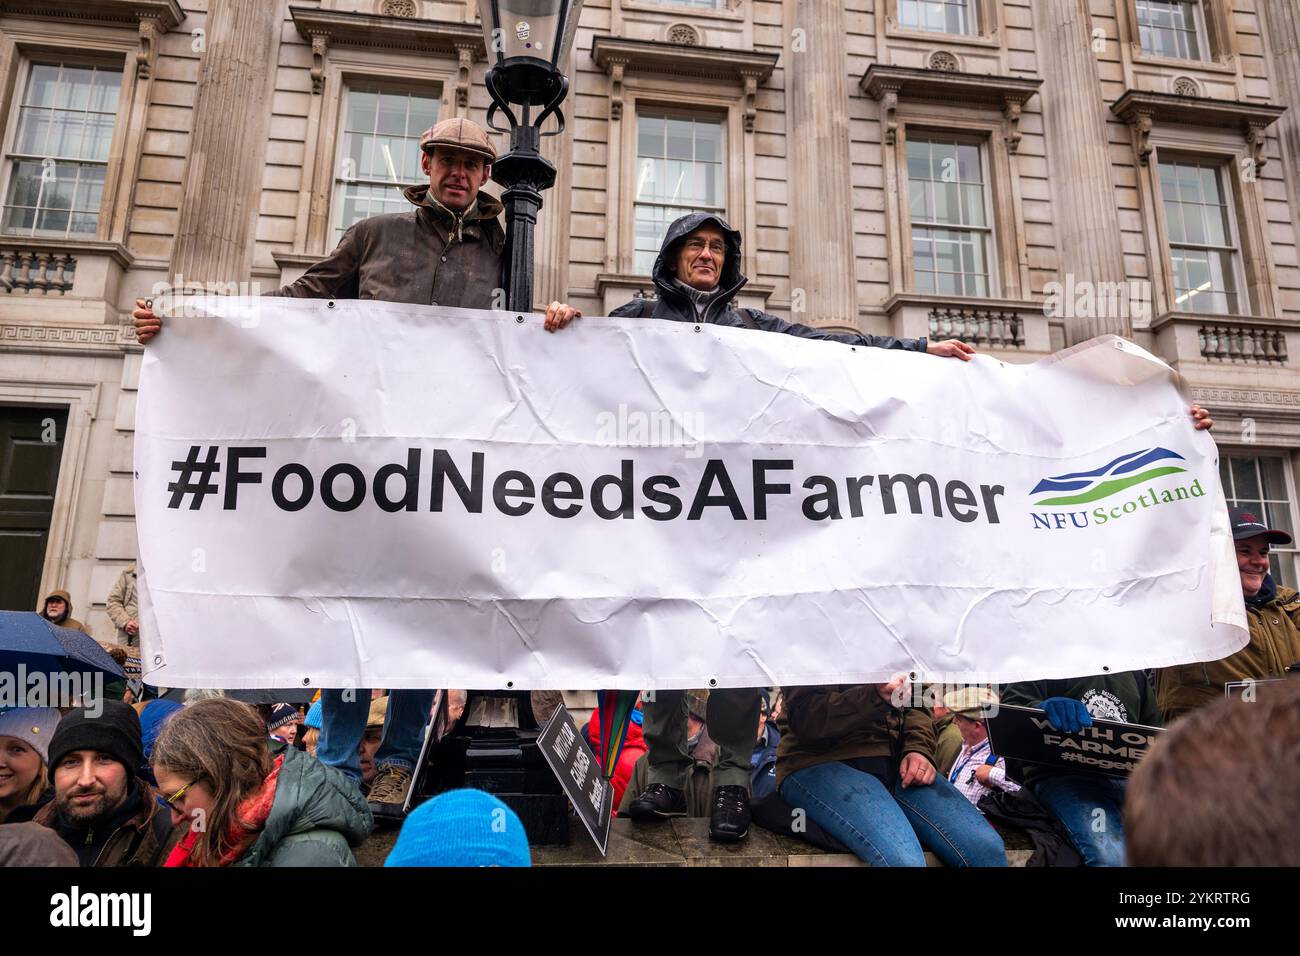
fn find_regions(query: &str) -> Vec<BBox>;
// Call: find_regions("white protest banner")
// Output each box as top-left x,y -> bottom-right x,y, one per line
134,298 -> 1246,689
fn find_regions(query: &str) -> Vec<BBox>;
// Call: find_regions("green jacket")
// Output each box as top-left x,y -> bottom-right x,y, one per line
234,746 -> 373,867
1001,672 -> 1161,786
1156,585 -> 1300,722
932,712 -> 963,778
775,685 -> 935,791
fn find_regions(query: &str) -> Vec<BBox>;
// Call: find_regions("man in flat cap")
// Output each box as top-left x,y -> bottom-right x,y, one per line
131,117 -> 571,822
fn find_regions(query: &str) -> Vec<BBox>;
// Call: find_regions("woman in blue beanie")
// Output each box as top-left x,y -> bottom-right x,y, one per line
385,789 -> 531,867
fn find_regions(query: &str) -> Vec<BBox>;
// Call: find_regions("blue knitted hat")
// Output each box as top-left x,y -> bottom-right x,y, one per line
138,699 -> 182,761
384,789 -> 531,868
304,700 -> 323,730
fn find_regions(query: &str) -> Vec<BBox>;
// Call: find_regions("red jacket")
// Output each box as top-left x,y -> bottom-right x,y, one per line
586,708 -> 647,815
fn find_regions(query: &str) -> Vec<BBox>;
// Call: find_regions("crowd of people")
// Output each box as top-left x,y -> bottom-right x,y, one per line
6,117 -> 1297,869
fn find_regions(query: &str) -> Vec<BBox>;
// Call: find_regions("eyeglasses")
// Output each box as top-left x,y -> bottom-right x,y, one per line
683,238 -> 726,256
156,779 -> 197,814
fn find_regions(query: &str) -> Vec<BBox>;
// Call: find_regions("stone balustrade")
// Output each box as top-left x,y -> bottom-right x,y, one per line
1198,324 -> 1288,363
928,306 -> 1025,349
0,247 -> 77,295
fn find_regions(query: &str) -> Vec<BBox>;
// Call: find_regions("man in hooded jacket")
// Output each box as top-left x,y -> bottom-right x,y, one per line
39,589 -> 87,634
616,213 -> 974,843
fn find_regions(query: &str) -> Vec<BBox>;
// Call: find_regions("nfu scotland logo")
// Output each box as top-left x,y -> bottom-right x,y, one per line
1030,447 -> 1205,530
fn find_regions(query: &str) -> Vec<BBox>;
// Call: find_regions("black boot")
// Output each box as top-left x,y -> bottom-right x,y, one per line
627,782 -> 687,821
709,785 -> 751,842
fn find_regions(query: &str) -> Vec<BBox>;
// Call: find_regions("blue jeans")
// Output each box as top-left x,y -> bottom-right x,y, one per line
1032,774 -> 1127,867
780,760 -> 1007,867
317,688 -> 435,783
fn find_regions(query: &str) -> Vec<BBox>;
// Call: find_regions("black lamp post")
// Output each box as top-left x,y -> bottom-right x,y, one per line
407,4 -> 586,844
477,0 -> 584,311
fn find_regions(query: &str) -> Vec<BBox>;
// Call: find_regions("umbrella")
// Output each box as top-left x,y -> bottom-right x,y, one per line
0,611 -> 125,680
596,689 -> 639,780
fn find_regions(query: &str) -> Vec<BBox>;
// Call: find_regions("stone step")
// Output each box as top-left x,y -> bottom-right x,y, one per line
357,815 -> 1034,867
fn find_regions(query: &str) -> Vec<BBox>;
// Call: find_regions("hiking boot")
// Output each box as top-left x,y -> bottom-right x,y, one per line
626,782 -> 688,821
367,764 -> 413,823
708,785 -> 750,842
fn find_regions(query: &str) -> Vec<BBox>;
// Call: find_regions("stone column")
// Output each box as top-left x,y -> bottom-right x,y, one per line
533,51 -> 575,311
1260,0 -> 1300,259
169,0 -> 284,285
786,0 -> 857,327
1031,0 -> 1130,341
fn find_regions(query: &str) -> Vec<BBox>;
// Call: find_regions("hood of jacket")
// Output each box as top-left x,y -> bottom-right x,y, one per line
42,589 -> 73,612
236,745 -> 372,865
650,211 -> 747,312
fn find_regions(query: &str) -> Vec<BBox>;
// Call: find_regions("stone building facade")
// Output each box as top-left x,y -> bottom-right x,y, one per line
1,0 -> 1299,638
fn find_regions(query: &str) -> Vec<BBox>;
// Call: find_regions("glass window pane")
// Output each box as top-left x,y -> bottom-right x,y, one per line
907,139 -> 930,181
1260,458 -> 1288,501
88,71 -> 120,114
35,206 -> 69,233
376,92 -> 405,136
931,140 -> 957,182
1182,203 -> 1206,244
5,160 -> 43,207
665,117 -> 693,161
909,183 -> 927,219
62,66 -> 94,111
407,95 -> 438,137
26,64 -> 60,107
932,181 -> 956,224
1231,458 -> 1261,500
1219,457 -> 1232,495
347,90 -> 378,132
637,114 -> 664,157
15,107 -> 50,155
960,183 -> 985,226
695,123 -> 721,164
1265,503 -> 1294,542
83,113 -> 115,161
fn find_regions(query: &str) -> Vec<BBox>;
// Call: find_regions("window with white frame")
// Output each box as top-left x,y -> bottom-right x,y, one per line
633,111 -> 725,276
333,86 -> 440,245
1158,158 -> 1242,315
1220,454 -> 1298,589
906,134 -> 992,297
2,61 -> 121,238
1135,0 -> 1207,61
899,0 -> 976,35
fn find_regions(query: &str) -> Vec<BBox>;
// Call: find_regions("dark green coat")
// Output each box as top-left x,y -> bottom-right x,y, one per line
234,746 -> 373,867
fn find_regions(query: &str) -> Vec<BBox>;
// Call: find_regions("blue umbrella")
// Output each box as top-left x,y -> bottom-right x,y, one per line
0,611 -> 126,679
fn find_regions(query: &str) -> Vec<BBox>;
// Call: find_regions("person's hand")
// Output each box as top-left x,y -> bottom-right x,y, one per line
1041,697 -> 1092,733
1190,403 -> 1213,431
927,339 -> 975,361
544,301 -> 582,332
974,764 -> 993,786
125,620 -> 139,637
133,298 -> 162,344
899,752 -> 935,788
875,673 -> 911,708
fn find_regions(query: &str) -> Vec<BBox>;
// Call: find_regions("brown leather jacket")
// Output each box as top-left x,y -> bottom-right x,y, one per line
270,184 -> 505,308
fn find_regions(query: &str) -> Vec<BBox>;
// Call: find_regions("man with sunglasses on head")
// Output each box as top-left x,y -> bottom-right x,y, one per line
32,700 -> 178,867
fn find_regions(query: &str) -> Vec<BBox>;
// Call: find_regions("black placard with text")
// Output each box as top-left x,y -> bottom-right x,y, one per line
538,703 -> 613,855
985,703 -> 1162,778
